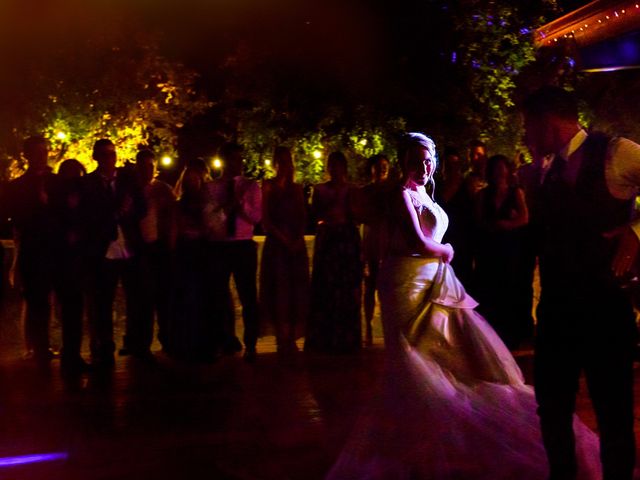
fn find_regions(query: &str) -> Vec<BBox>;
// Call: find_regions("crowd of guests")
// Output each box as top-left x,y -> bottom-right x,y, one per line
2,134 -> 537,373
438,142 -> 535,349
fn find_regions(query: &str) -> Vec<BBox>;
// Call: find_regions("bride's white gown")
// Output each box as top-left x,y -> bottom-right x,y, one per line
326,190 -> 601,480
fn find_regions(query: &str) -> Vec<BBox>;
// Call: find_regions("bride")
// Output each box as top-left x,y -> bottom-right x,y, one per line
326,133 -> 601,480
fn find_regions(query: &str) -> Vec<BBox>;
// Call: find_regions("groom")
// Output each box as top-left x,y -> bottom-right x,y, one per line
523,86 -> 640,480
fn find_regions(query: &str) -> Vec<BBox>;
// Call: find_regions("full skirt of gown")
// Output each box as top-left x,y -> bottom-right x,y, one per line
326,256 -> 601,480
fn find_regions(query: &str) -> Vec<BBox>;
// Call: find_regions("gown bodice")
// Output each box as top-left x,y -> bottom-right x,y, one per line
405,187 -> 449,244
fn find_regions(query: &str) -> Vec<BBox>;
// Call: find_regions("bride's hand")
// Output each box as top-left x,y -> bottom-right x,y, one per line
441,243 -> 454,264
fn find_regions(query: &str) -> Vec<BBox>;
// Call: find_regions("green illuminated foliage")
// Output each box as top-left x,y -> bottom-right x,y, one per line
450,0 -> 559,154
1,38 -> 210,179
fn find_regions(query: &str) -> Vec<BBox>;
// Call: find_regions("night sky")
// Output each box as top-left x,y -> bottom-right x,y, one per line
0,0 -> 587,99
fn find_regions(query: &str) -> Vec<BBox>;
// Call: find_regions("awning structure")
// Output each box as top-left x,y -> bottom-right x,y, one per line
535,0 -> 640,71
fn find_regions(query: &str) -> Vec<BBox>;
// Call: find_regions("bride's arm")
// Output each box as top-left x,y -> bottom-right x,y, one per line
400,189 -> 454,263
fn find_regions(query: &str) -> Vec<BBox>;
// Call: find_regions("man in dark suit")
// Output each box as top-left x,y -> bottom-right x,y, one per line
523,86 -> 640,480
83,139 -> 146,367
5,136 -> 57,364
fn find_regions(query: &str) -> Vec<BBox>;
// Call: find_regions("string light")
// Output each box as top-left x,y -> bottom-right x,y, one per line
540,1 -> 640,45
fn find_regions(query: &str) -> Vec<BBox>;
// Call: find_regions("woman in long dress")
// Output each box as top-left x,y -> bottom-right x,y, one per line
167,163 -> 213,362
474,154 -> 532,349
260,146 -> 309,355
305,151 -> 362,353
326,133 -> 601,480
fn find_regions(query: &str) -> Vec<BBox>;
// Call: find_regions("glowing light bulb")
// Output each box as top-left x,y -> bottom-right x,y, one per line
56,132 -> 67,140
265,159 -> 272,166
313,150 -> 322,160
212,158 -> 222,169
161,156 -> 172,166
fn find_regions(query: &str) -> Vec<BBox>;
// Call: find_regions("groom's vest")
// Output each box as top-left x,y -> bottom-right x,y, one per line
535,132 -> 635,294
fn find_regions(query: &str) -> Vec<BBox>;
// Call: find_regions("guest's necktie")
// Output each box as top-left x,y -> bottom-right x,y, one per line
226,178 -> 237,237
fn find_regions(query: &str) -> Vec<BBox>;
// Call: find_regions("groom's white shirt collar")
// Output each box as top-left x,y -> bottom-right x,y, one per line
558,128 -> 588,161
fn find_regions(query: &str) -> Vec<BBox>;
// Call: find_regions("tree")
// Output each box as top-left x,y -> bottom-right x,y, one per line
0,34 -> 210,179
448,0 -> 559,156
187,40 -> 408,185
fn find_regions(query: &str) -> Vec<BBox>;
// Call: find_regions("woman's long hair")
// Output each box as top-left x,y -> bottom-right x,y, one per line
273,146 -> 295,185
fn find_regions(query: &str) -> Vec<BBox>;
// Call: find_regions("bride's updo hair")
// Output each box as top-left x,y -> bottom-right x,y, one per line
398,132 -> 438,197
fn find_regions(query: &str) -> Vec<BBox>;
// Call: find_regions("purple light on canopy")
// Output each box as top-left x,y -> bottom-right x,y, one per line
0,452 -> 68,467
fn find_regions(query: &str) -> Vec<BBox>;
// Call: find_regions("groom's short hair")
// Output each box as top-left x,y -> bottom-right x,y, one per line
522,86 -> 578,121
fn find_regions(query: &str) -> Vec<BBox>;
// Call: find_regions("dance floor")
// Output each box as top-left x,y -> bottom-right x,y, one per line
0,243 -> 639,479
1,329 -> 640,480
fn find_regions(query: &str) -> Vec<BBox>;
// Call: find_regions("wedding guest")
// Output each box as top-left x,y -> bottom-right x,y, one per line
436,146 -> 464,204
357,153 -> 390,346
50,158 -> 89,372
203,143 -> 262,362
467,140 -> 489,193
83,139 -> 146,367
5,136 -> 57,363
135,149 -> 176,352
473,154 -> 529,349
168,164 -> 212,361
305,151 -> 362,353
260,146 -> 309,355
441,140 -> 488,289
